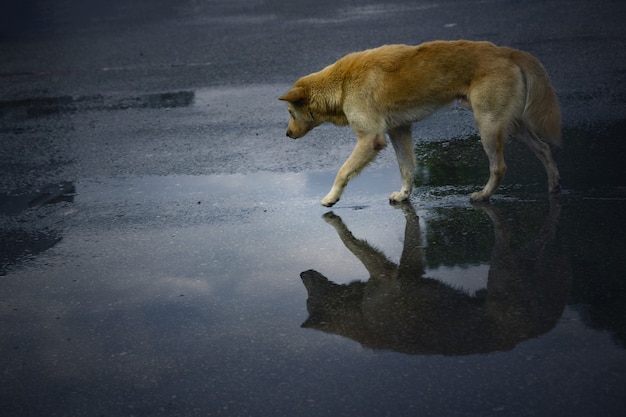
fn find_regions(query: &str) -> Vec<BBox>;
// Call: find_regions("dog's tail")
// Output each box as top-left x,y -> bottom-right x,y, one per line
512,50 -> 562,145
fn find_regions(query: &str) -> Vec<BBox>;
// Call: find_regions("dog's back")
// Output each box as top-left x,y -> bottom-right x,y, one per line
333,41 -> 560,142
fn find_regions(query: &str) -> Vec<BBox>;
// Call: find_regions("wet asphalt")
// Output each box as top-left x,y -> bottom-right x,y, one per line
1,1 -> 626,416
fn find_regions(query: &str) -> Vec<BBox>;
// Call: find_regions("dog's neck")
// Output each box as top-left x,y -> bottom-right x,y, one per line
307,66 -> 348,126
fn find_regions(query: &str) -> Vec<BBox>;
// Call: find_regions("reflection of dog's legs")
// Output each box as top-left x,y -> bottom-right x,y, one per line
479,197 -> 562,262
392,202 -> 425,278
322,212 -> 397,278
521,196 -> 562,257
476,198 -> 564,312
321,133 -> 385,207
473,202 -> 518,311
476,202 -> 511,258
514,127 -> 561,193
388,125 -> 415,203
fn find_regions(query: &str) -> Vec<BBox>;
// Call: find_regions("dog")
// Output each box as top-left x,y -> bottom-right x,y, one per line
279,40 -> 562,206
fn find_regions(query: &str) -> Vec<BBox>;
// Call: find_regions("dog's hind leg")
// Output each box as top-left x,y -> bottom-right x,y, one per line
514,126 -> 561,193
321,133 -> 385,207
388,125 -> 415,203
471,123 -> 507,202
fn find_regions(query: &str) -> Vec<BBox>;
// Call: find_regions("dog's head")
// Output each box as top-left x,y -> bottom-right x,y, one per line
279,86 -> 321,139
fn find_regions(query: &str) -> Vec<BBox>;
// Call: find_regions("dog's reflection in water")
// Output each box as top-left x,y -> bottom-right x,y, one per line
301,201 -> 570,355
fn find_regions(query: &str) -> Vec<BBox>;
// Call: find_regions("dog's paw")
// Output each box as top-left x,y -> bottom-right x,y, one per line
470,191 -> 491,202
389,191 -> 409,204
321,196 -> 339,207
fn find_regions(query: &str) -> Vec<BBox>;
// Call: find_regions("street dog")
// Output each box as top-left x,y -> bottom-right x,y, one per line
279,40 -> 561,206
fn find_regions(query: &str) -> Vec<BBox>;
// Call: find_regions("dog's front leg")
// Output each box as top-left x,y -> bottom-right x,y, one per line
388,125 -> 415,203
321,133 -> 385,207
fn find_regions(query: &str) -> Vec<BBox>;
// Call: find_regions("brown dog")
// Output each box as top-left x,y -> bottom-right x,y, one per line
280,40 -> 561,206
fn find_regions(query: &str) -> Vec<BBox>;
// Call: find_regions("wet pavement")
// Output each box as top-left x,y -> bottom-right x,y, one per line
1,1 -> 626,416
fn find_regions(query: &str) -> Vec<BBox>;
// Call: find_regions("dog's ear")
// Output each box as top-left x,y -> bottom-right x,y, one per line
279,87 -> 307,105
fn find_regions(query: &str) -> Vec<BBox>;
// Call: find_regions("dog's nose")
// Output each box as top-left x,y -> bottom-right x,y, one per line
286,130 -> 293,138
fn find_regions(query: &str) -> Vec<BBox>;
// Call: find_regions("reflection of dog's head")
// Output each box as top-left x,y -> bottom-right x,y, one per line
279,86 -> 320,139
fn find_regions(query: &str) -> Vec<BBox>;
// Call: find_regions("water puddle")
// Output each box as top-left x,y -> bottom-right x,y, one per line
1,165 -> 625,416
2,115 -> 626,414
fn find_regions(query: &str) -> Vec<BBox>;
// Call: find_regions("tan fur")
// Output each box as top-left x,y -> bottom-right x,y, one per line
279,40 -> 562,206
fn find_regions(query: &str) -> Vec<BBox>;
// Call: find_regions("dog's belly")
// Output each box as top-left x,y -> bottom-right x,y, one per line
385,104 -> 445,128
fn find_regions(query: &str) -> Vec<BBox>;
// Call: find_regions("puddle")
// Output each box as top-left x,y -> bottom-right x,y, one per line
2,117 -> 626,416
1,166 -> 625,416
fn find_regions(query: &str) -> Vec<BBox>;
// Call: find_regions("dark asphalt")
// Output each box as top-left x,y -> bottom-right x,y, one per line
1,1 -> 626,416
